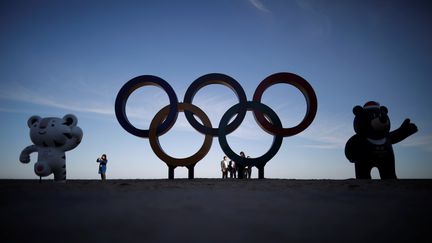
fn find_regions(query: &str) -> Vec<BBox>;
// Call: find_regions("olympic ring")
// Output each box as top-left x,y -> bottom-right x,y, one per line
115,75 -> 178,138
183,73 -> 247,136
149,103 -> 213,167
115,73 -> 317,179
218,101 -> 283,168
253,72 -> 318,136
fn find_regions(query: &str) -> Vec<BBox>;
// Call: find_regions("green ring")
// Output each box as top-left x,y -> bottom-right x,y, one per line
218,101 -> 283,167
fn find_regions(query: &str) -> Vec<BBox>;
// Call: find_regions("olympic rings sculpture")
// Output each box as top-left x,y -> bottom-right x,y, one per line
115,72 -> 317,179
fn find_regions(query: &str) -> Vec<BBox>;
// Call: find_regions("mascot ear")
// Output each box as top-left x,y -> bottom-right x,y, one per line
353,106 -> 363,116
380,106 -> 388,114
63,114 -> 78,127
27,116 -> 41,128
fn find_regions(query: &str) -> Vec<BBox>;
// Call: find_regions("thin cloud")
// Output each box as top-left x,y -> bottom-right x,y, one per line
295,0 -> 332,38
301,144 -> 343,149
0,83 -> 114,116
0,81 -> 173,121
399,134 -> 432,152
0,107 -> 32,115
248,0 -> 271,13
296,111 -> 353,149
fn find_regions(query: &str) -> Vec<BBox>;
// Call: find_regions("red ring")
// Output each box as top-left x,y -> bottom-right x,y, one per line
252,72 -> 317,137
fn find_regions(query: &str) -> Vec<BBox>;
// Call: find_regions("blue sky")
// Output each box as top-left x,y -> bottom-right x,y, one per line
1,0 -> 431,179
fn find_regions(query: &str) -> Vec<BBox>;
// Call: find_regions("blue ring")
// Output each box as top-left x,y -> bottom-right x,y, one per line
115,75 -> 178,138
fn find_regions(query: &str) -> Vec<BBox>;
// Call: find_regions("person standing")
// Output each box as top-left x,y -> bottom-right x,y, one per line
221,156 -> 229,179
239,151 -> 247,179
228,160 -> 236,178
96,154 -> 108,181
246,156 -> 252,179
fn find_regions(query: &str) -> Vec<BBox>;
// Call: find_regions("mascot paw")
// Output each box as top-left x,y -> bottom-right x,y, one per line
19,153 -> 30,163
402,119 -> 418,135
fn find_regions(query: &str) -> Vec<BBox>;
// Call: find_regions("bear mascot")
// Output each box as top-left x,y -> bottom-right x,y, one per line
19,114 -> 83,181
345,101 -> 417,179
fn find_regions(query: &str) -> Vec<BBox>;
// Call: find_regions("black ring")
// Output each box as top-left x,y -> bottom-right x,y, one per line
183,73 -> 247,136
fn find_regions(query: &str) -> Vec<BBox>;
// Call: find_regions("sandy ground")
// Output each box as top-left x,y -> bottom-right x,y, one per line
1,179 -> 431,243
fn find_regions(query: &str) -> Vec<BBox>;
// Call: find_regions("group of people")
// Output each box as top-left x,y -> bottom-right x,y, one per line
96,152 -> 257,180
220,151 -> 253,179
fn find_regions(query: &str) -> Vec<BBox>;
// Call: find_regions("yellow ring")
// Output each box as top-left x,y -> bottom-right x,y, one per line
149,103 -> 213,167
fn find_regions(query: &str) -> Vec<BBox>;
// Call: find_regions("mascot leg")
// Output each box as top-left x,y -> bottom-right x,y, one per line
53,163 -> 67,181
377,159 -> 397,179
355,162 -> 372,179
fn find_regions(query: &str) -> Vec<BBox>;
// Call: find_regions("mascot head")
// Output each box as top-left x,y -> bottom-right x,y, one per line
352,101 -> 391,139
28,114 -> 82,148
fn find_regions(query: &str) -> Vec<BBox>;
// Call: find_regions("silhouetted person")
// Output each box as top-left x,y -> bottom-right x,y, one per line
246,156 -> 252,178
238,151 -> 249,179
221,155 -> 229,179
345,101 -> 417,179
228,160 -> 236,178
96,154 -> 108,180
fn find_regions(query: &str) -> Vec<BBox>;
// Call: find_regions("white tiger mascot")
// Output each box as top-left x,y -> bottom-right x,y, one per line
19,114 -> 83,181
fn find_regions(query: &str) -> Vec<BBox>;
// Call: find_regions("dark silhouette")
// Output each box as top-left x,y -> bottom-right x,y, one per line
96,154 -> 108,180
246,156 -> 252,178
221,156 -> 229,178
345,101 -> 417,179
237,151 -> 251,179
228,160 -> 237,178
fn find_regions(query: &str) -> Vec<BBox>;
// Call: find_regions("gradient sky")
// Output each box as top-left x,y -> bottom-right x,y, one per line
1,0 -> 431,179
